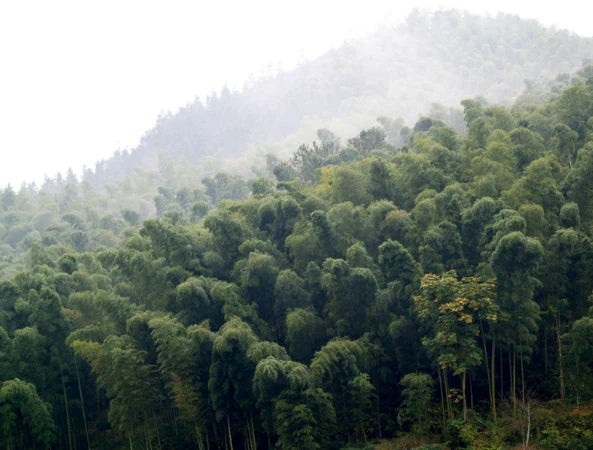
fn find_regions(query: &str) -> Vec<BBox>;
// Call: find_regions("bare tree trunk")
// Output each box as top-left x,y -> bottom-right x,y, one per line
60,360 -> 74,450
555,313 -> 566,402
512,349 -> 517,417
443,368 -> 453,420
544,331 -> 548,375
500,344 -> 504,403
143,410 -> 153,450
462,371 -> 467,423
491,338 -> 497,419
520,347 -> 526,408
480,321 -> 493,417
227,416 -> 234,450
75,358 -> 91,450
523,401 -> 531,450
249,414 -> 257,450
437,365 -> 446,426
195,423 -> 204,450
152,411 -> 162,450
376,394 -> 382,439
470,373 -> 474,410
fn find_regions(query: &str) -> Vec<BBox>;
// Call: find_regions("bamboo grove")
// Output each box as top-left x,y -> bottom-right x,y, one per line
2,66 -> 593,448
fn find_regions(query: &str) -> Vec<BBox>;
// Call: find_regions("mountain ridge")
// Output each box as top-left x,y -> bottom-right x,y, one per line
68,10 -> 593,191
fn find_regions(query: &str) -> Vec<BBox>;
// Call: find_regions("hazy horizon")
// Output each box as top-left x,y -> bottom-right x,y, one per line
1,0 -> 593,188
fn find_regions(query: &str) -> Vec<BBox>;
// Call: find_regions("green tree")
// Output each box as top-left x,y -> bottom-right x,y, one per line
240,251 -> 279,327
490,231 -> 543,412
565,143 -> 593,224
274,270 -> 309,341
414,271 -> 497,422
321,259 -> 377,339
285,308 -> 325,364
310,338 -> 370,441
564,316 -> 593,403
148,315 -> 215,448
398,372 -> 433,433
0,378 -> 56,449
71,336 -> 165,447
208,318 -> 258,449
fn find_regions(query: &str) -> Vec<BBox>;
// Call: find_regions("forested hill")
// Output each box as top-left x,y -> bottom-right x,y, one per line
83,10 -> 593,189
1,63 -> 593,448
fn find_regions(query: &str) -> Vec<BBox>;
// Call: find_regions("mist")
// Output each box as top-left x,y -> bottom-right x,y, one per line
3,3 -> 593,448
1,0 -> 593,188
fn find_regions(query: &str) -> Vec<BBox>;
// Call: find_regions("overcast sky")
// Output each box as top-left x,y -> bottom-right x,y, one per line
1,0 -> 592,188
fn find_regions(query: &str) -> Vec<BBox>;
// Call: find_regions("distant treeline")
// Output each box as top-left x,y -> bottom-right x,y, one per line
1,63 -> 593,448
77,10 -> 593,191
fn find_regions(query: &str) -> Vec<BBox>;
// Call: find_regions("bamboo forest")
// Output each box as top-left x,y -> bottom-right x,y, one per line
2,10 -> 593,450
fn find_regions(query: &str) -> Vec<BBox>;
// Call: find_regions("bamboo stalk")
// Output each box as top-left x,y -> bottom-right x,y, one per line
227,416 -> 234,450
556,312 -> 566,402
462,371 -> 467,423
491,338 -> 497,419
437,365 -> 446,425
60,360 -> 74,450
75,357 -> 91,450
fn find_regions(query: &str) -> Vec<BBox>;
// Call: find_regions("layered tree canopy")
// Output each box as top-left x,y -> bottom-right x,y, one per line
2,18 -> 593,450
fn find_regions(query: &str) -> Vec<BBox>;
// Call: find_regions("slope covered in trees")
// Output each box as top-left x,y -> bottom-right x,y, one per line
3,11 -> 593,282
2,63 -> 593,448
82,10 -> 593,189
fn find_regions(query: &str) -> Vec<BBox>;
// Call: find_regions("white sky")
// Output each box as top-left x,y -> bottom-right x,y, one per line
1,0 -> 592,188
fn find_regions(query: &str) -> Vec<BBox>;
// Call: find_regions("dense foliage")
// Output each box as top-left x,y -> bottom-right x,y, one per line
3,16 -> 593,448
2,63 -> 593,448
81,10 -> 593,190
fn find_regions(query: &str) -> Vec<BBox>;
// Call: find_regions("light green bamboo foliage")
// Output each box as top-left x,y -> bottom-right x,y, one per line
208,317 -> 258,448
398,372 -> 433,433
564,316 -> 593,402
149,315 -> 215,448
0,378 -> 56,449
310,338 -> 371,439
71,335 -> 163,446
253,356 -> 334,450
285,308 -> 325,364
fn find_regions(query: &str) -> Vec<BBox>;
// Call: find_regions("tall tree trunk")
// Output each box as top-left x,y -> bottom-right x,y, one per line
376,394 -> 382,439
469,373 -> 474,410
462,371 -> 467,423
500,344 -> 504,403
555,313 -> 566,402
512,349 -> 517,417
480,321 -> 493,417
60,360 -> 74,450
443,368 -> 452,420
211,418 -> 221,450
143,410 -> 153,450
525,401 -> 531,449
75,358 -> 91,450
491,338 -> 497,420
544,331 -> 548,375
196,423 -> 204,450
249,414 -> 257,450
152,411 -> 162,450
227,416 -> 234,450
520,347 -> 526,408
437,365 -> 446,426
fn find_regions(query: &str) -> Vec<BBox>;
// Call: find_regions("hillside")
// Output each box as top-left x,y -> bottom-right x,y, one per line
1,58 -> 593,448
81,10 -> 593,189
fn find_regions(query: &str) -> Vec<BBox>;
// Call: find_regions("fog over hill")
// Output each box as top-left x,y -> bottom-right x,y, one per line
78,10 -> 593,190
